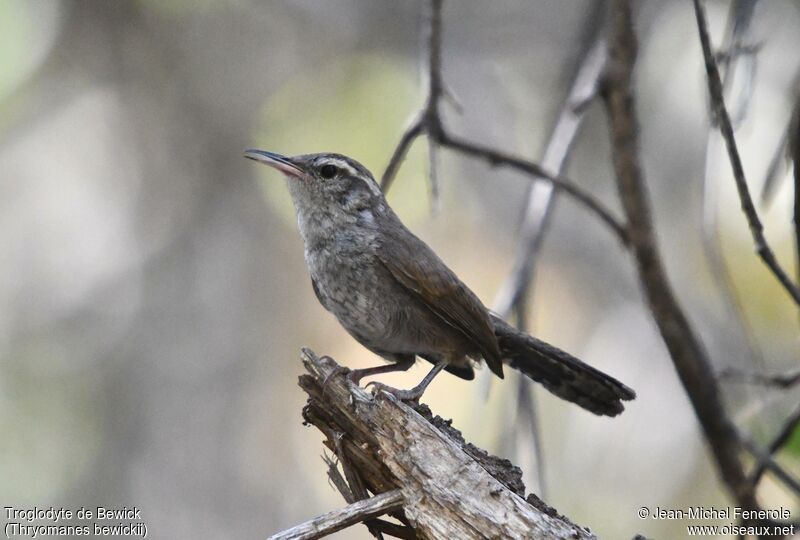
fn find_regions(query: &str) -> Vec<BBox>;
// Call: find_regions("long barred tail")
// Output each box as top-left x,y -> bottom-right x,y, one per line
491,315 -> 635,417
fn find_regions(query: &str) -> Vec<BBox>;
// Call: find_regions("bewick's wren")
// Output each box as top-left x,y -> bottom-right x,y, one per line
245,149 -> 635,416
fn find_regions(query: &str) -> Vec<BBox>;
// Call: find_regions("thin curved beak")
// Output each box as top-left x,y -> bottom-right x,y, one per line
243,149 -> 304,178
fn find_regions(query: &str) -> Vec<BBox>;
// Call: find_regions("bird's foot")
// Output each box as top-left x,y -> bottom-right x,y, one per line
365,381 -> 425,403
321,364 -> 352,398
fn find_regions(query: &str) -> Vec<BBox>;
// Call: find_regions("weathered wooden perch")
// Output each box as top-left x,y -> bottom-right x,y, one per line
267,348 -> 597,540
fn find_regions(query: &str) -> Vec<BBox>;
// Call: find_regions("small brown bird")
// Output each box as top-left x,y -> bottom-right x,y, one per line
245,149 -> 635,416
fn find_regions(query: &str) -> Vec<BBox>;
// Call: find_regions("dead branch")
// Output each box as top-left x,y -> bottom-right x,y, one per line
278,349 -> 597,540
693,0 -> 800,306
603,0 -> 758,512
267,490 -> 404,540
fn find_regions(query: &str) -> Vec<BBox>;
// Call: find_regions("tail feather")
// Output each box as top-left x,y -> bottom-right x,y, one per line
492,316 -> 635,417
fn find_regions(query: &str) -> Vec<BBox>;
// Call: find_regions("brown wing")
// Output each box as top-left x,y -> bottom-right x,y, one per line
377,222 -> 504,378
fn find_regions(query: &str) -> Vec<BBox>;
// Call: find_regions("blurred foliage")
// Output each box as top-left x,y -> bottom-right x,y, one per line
255,54 -> 430,225
787,423 -> 800,458
1,354 -> 100,501
0,1 -> 57,124
0,1 -> 34,101
139,0 -> 233,19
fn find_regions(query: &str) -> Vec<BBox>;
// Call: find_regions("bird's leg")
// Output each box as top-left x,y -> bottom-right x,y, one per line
367,360 -> 448,402
347,355 -> 415,385
322,355 -> 415,397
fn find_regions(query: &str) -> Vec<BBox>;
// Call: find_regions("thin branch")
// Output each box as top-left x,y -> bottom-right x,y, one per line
425,0 -> 444,125
715,0 -> 759,130
266,490 -> 404,540
699,0 -> 764,370
493,30 -> 610,319
324,451 -> 354,503
331,434 -> 389,540
325,451 -> 415,540
326,444 -> 415,540
742,436 -> 800,496
438,132 -> 630,244
381,118 -> 424,191
760,72 -> 800,208
721,366 -> 800,389
791,95 -> 800,294
603,0 -> 758,512
768,403 -> 800,453
693,0 -> 800,306
760,127 -> 790,207
359,520 -> 417,540
379,0 -> 441,196
513,353 -> 547,496
749,401 -> 800,489
427,136 -> 440,214
380,0 -> 629,247
490,17 -> 610,498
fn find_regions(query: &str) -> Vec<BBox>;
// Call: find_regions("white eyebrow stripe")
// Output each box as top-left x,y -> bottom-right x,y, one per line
319,157 -> 358,177
362,179 -> 383,197
317,157 -> 383,196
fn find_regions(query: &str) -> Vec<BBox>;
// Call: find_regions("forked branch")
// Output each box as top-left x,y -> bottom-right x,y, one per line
381,0 -> 629,246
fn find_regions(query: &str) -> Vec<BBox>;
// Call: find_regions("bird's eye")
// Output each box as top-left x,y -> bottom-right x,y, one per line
319,164 -> 338,179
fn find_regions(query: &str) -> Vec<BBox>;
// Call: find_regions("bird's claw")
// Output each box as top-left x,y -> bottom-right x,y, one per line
321,365 -> 352,398
365,381 -> 423,403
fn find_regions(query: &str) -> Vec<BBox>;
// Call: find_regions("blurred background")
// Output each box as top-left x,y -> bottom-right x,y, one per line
1,0 -> 799,538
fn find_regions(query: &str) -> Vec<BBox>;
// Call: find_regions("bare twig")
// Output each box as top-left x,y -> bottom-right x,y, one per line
791,96 -> 800,293
749,401 -> 800,489
742,436 -> 800,496
760,128 -> 790,207
382,119 -> 424,192
427,137 -> 440,214
721,366 -> 800,389
362,521 -> 417,540
766,402 -> 800,454
760,73 -> 800,208
493,31 -> 609,319
714,0 -> 759,129
512,360 -> 546,496
490,14 -> 610,498
603,0 -> 758,512
693,0 -> 800,306
331,434 -> 391,540
380,0 -> 437,194
267,489 -> 404,540
757,82 -> 800,293
380,0 -> 629,247
699,0 -> 764,370
324,451 -> 354,503
438,133 -> 630,244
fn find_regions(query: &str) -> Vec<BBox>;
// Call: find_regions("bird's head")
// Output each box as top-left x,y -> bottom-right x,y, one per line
244,150 -> 385,225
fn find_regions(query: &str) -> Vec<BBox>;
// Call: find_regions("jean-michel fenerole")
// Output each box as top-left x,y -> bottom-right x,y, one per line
650,506 -> 791,521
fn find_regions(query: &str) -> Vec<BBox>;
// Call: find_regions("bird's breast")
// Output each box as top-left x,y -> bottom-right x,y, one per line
305,242 -> 391,336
